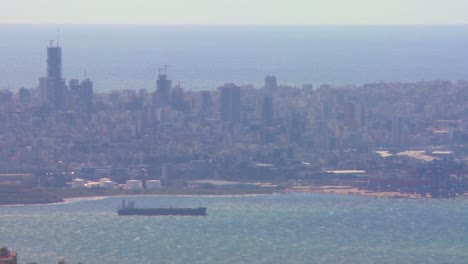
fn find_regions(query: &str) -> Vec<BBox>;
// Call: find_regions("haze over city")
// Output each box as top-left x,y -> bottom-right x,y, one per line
1,1 -> 468,264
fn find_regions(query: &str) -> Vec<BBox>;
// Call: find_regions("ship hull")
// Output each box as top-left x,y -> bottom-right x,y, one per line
117,207 -> 207,216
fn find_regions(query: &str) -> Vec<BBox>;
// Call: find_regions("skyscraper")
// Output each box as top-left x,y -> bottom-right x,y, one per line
68,79 -> 80,93
39,41 -> 66,110
47,44 -> 62,79
171,85 -> 185,112
343,102 -> 355,127
265,75 -> 278,91
155,68 -> 172,107
262,96 -> 274,124
79,79 -> 93,117
198,90 -> 212,119
218,83 -> 241,122
354,103 -> 366,128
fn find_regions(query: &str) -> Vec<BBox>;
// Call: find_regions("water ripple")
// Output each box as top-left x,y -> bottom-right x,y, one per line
1,194 -> 467,263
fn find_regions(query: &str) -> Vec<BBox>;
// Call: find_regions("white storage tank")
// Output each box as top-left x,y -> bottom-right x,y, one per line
86,182 -> 100,189
146,180 -> 162,189
125,180 -> 143,190
71,178 -> 86,189
100,180 -> 115,189
99,178 -> 111,184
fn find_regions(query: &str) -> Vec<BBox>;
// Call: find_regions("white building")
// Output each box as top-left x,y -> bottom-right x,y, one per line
124,180 -> 143,190
146,180 -> 162,189
71,178 -> 86,189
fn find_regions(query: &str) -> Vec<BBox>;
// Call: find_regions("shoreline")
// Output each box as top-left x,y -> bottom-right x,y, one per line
2,186 -> 467,206
62,193 -> 275,203
52,187 -> 277,199
286,186 -> 422,199
0,188 -> 279,206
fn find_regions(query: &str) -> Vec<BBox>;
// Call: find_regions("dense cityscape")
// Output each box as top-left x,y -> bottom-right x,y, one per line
4,0 -> 468,261
0,41 -> 466,204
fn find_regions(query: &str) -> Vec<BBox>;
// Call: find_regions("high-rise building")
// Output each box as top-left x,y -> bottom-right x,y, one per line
200,91 -> 211,111
68,78 -> 93,118
343,102 -> 366,129
18,87 -> 31,101
38,41 -> 66,110
39,76 -> 66,110
79,79 -> 93,117
265,75 -> 278,91
47,45 -> 62,79
320,101 -> 332,121
262,96 -> 274,124
68,79 -> 80,93
354,103 -> 366,128
155,69 -> 172,107
171,85 -> 185,112
218,83 -> 241,122
343,102 -> 355,127
198,91 -> 211,119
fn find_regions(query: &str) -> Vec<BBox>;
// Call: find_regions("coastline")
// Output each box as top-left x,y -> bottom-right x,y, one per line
285,186 -> 423,199
52,187 -> 278,199
0,188 -> 275,206
49,186 -> 454,201
2,185 -> 466,206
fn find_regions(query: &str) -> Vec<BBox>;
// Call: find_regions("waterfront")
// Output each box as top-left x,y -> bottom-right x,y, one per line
1,194 -> 467,263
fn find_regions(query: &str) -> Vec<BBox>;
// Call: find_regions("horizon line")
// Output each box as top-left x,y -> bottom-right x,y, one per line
2,23 -> 468,26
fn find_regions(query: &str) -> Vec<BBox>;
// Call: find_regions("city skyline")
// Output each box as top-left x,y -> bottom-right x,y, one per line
1,2 -> 468,263
3,24 -> 468,92
1,0 -> 468,25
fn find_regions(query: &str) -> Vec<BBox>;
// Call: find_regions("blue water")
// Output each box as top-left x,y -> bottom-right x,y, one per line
1,194 -> 467,263
1,25 -> 468,91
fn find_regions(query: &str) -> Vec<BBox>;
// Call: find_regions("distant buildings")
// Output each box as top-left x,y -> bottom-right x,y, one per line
262,96 -> 274,124
354,103 -> 366,128
265,75 -> 278,91
171,84 -> 185,112
218,83 -> 241,122
78,79 -> 94,115
343,102 -> 355,127
38,41 -> 93,113
1,42 -> 467,198
343,102 -> 366,129
199,90 -> 212,118
69,78 -> 93,117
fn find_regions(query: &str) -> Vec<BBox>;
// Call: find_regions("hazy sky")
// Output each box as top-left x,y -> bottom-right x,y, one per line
1,0 -> 467,24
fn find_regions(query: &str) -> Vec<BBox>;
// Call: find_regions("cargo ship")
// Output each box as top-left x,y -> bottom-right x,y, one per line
117,200 -> 207,216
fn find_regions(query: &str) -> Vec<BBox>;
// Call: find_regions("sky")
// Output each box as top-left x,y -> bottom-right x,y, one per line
0,0 -> 467,24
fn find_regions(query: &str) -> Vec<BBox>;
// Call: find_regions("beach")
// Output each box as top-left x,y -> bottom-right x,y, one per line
286,186 -> 429,199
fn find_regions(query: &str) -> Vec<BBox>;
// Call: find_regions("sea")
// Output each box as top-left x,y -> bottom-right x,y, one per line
1,25 -> 468,91
1,194 -> 467,264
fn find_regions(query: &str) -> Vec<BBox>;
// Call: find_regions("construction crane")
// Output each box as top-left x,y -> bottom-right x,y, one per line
45,39 -> 54,47
158,64 -> 170,75
176,80 -> 185,88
